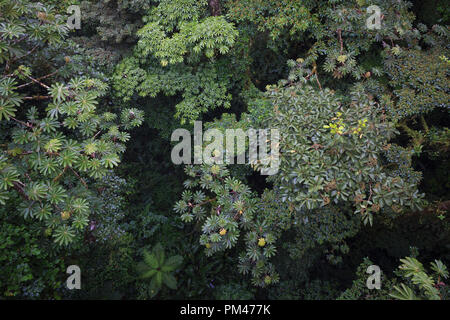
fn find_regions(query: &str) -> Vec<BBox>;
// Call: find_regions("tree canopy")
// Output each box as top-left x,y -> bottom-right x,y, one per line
0,0 -> 448,301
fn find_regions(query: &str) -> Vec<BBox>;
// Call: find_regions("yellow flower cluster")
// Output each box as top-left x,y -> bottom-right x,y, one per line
324,112 -> 368,137
258,237 -> 266,247
353,119 -> 368,135
323,112 -> 346,135
440,55 -> 450,65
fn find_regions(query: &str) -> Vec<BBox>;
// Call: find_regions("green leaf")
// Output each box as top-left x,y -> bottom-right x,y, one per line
53,225 -> 75,246
49,83 -> 70,103
389,284 -> 418,300
143,251 -> 159,269
0,98 -> 17,120
162,255 -> 183,272
162,273 -> 177,290
101,153 -> 120,168
431,260 -> 449,279
153,243 -> 165,266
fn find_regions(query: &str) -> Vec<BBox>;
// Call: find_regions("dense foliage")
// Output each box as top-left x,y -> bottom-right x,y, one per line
0,0 -> 448,300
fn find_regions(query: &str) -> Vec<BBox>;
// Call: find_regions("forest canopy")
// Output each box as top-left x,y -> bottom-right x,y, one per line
0,0 -> 449,300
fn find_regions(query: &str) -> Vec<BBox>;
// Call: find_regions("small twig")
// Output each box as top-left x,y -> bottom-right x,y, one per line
92,130 -> 103,139
23,95 -> 51,100
17,70 -> 59,89
53,166 -> 68,183
314,70 -> 322,91
69,166 -> 88,189
10,116 -> 33,128
190,198 -> 217,208
24,173 -> 33,182
305,65 -> 317,80
305,62 -> 322,90
22,72 -> 50,89
16,43 -> 39,62
13,181 -> 29,200
6,43 -> 40,73
337,29 -> 344,53
12,35 -> 28,45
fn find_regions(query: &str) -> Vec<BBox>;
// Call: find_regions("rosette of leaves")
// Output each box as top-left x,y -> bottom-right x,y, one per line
137,243 -> 183,298
390,257 -> 449,300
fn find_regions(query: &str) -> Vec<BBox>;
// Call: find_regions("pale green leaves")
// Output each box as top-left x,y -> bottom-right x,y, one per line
0,1 -> 143,249
137,15 -> 238,65
390,257 -> 447,300
431,260 -> 449,279
101,153 -> 120,169
44,138 -> 62,153
0,166 -> 20,190
0,98 -> 17,120
53,225 -> 75,246
49,83 -> 70,103
25,182 -> 47,201
390,283 -> 418,300
0,22 -> 26,39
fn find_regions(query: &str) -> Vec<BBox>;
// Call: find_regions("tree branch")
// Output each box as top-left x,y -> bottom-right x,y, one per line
337,29 -> 344,53
69,166 -> 88,189
17,69 -> 59,89
209,0 -> 222,16
23,95 -> 51,100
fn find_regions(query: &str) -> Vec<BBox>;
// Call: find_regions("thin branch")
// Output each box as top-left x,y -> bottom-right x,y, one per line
305,62 -> 322,90
68,166 -> 88,189
337,29 -> 344,53
92,130 -> 103,139
15,43 -> 39,63
10,116 -> 33,128
23,95 -> 51,100
189,197 -> 216,208
53,166 -> 68,183
12,34 -> 28,45
368,183 -> 373,203
13,181 -> 29,200
17,69 -> 59,89
314,70 -> 323,91
21,72 -> 50,89
305,65 -> 317,80
6,43 -> 40,73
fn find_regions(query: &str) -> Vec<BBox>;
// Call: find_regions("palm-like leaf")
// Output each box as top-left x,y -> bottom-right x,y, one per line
143,250 -> 159,269
390,284 -> 418,300
162,255 -> 183,272
431,260 -> 449,279
138,244 -> 184,297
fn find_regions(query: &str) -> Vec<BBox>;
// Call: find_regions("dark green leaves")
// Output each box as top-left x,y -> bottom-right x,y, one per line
138,243 -> 183,298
